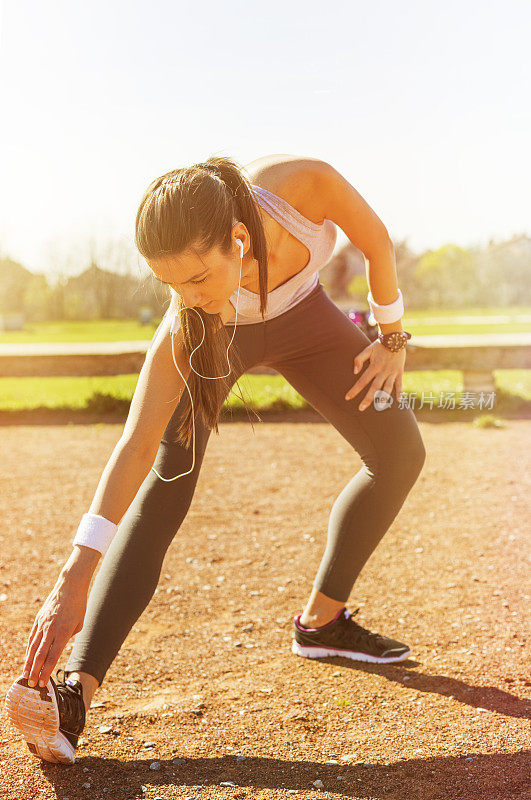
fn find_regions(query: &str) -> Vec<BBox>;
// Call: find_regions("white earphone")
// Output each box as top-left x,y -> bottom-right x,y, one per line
151,238 -> 245,482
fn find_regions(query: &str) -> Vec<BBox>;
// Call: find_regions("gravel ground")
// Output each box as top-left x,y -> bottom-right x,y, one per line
0,418 -> 529,799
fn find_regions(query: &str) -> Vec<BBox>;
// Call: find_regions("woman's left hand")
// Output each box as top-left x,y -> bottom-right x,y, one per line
345,340 -> 406,411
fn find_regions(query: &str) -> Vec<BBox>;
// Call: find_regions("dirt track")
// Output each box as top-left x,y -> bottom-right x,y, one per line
0,418 -> 529,799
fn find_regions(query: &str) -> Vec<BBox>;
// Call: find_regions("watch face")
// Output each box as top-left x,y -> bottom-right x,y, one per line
380,332 -> 406,351
379,332 -> 410,350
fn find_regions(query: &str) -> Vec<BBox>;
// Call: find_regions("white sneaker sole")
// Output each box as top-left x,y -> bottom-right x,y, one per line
4,676 -> 76,764
291,639 -> 412,664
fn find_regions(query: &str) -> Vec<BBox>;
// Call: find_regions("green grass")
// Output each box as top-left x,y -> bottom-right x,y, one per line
0,319 -> 163,343
404,322 -> 530,335
402,306 -> 531,335
0,306 -> 530,343
0,370 -> 529,414
0,374 -> 306,412
472,414 -> 505,429
403,306 -> 531,317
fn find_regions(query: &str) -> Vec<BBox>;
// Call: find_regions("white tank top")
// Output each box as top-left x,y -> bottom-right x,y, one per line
224,184 -> 337,324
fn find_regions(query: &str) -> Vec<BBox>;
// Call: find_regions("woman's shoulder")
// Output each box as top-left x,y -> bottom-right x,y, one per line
244,153 -> 328,223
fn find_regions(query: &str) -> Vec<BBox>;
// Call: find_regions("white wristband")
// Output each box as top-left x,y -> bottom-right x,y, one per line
72,513 -> 118,557
367,288 -> 404,324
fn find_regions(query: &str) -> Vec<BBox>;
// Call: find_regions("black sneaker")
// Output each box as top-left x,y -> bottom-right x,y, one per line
292,606 -> 412,663
5,667 -> 86,763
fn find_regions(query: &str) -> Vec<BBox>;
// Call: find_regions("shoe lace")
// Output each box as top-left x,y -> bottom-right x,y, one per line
338,607 -> 386,649
54,668 -> 86,734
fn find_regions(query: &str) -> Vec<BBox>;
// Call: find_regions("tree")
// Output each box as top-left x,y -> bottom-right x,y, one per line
0,257 -> 35,313
23,274 -> 54,321
415,244 -> 477,307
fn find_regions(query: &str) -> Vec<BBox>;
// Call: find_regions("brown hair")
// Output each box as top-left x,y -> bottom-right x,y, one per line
135,155 -> 269,448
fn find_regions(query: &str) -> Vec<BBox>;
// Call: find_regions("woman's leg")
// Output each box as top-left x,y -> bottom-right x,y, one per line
64,319 -> 267,691
263,283 -> 426,613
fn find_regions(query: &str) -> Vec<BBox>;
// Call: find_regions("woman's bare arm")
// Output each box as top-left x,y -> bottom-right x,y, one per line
61,313 -> 190,586
23,314 -> 192,687
79,312 -> 191,554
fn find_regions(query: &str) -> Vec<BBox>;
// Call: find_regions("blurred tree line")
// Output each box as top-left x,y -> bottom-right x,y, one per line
0,237 -> 167,322
0,232 -> 530,322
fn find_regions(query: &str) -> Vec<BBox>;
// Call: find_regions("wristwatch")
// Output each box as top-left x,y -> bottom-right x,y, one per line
377,330 -> 412,352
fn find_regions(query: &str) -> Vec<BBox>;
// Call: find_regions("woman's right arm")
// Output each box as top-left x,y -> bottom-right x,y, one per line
74,311 -> 192,571
89,310 -> 190,524
23,313 -> 191,687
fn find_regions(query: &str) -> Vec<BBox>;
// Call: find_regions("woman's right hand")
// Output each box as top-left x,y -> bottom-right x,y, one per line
23,573 -> 89,689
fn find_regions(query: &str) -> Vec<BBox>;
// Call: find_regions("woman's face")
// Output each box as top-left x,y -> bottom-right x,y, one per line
148,228 -> 251,314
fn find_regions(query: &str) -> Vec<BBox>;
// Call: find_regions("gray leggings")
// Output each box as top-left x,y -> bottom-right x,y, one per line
65,282 -> 426,687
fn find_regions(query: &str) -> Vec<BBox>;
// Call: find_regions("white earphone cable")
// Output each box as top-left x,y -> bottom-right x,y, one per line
150,239 -> 244,482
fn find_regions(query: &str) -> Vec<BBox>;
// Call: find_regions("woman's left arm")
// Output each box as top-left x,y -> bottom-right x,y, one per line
309,161 -> 407,411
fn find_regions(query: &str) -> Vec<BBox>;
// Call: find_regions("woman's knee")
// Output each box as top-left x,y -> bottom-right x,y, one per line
375,413 -> 426,486
396,422 -> 426,482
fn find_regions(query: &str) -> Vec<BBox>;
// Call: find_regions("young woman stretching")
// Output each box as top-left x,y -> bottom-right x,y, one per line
6,154 -> 426,763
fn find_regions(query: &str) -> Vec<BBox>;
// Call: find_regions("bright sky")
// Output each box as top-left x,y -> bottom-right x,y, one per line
1,0 -> 529,278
